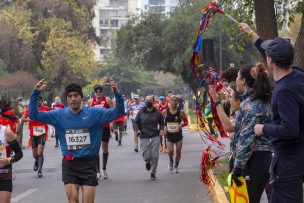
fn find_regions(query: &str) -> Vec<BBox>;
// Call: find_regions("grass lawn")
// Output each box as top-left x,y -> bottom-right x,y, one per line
188,109 -> 198,124
213,158 -> 230,201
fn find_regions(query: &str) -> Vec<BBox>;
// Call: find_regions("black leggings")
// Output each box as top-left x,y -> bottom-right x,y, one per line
246,151 -> 272,203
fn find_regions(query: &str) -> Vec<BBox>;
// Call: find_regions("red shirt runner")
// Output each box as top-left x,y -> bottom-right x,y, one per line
90,96 -> 110,128
23,106 -> 49,137
52,103 -> 65,110
158,102 -> 169,112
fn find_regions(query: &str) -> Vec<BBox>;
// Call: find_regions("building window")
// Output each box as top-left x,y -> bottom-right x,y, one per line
100,29 -> 108,36
100,49 -> 109,55
149,5 -> 165,13
111,19 -> 118,27
100,19 -> 109,26
149,0 -> 165,4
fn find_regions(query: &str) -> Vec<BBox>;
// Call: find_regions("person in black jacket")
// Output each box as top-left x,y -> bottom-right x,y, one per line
133,95 -> 165,180
240,23 -> 304,203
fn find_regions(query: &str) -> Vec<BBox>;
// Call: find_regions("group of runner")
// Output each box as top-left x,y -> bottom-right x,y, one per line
0,78 -> 189,203
1,20 -> 304,203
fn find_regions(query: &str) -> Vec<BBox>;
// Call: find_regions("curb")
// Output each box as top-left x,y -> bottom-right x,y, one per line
209,170 -> 230,203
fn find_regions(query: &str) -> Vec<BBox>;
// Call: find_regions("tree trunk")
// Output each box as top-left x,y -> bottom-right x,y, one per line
293,10 -> 304,69
253,0 -> 278,40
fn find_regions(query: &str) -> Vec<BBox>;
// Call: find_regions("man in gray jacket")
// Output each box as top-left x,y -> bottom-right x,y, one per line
134,95 -> 164,180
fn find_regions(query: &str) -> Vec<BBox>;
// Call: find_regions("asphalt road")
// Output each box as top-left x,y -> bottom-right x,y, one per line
11,121 -> 215,203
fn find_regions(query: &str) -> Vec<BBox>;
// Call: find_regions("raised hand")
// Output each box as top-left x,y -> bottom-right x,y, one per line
208,85 -> 220,102
239,23 -> 252,34
110,78 -> 118,92
34,79 -> 46,91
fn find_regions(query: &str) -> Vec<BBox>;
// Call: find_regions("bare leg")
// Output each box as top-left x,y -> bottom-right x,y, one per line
64,184 -> 80,203
166,141 -> 174,171
134,133 -> 138,146
0,191 -> 11,203
175,141 -> 183,169
37,144 -> 45,156
81,185 -> 96,203
167,141 -> 174,161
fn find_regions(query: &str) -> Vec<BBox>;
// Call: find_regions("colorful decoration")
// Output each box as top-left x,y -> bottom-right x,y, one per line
190,1 -> 229,187
200,146 -> 221,185
190,1 -> 224,78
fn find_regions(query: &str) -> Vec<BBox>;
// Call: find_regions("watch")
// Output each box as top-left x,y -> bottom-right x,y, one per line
214,101 -> 221,107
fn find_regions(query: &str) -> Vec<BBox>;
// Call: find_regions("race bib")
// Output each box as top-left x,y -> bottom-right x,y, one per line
0,145 -> 6,159
65,128 -> 91,150
167,122 -> 180,133
33,126 -> 46,136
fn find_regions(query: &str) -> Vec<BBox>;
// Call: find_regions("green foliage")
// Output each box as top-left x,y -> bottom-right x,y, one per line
0,3 -> 38,45
0,0 -> 97,98
223,0 -> 303,30
116,0 -> 260,90
97,58 -> 157,96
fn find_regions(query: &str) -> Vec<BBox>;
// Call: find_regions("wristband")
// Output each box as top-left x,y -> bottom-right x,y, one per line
248,30 -> 254,38
7,158 -> 12,165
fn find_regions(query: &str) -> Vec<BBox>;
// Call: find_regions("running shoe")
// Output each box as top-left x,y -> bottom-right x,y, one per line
151,174 -> 156,180
174,166 -> 179,173
134,146 -> 139,152
96,172 -> 101,180
102,169 -> 108,179
37,170 -> 43,178
118,140 -> 122,146
54,143 -> 59,148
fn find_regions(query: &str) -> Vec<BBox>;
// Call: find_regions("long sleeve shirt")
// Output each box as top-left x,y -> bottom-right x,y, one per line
263,68 -> 304,154
29,89 -> 125,158
133,107 -> 165,139
232,89 -> 272,169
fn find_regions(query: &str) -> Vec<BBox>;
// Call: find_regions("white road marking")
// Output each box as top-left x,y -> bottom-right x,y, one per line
11,189 -> 38,202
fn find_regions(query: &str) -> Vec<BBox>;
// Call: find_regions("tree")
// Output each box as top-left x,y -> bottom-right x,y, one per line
0,71 -> 38,98
96,58 -> 157,96
0,0 -> 98,100
253,0 -> 278,39
224,0 -> 304,69
116,0 -> 260,91
294,7 -> 304,68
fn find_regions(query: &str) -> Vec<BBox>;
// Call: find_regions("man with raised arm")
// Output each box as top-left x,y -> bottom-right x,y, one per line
29,79 -> 124,203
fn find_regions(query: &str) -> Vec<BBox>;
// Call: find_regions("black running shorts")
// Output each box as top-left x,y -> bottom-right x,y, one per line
0,165 -> 12,192
62,157 -> 97,186
113,122 -> 124,132
166,134 -> 183,143
31,134 -> 46,148
0,179 -> 12,192
102,127 -> 111,143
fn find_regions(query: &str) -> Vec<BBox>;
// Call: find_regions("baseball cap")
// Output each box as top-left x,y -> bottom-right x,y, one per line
133,95 -> 139,99
261,37 -> 294,66
93,84 -> 103,91
159,96 -> 166,100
